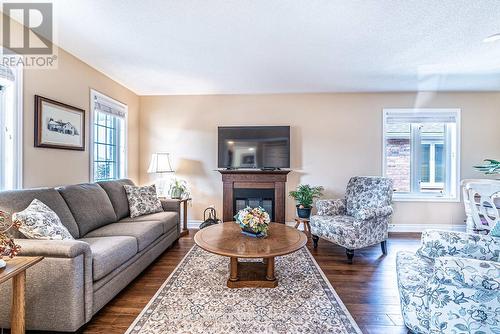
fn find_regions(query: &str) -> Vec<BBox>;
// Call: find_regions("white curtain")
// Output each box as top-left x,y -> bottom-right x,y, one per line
0,65 -> 15,82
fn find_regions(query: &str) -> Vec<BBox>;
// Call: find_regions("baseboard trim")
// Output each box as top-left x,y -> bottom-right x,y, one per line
388,224 -> 466,233
187,220 -> 202,229
189,221 -> 465,233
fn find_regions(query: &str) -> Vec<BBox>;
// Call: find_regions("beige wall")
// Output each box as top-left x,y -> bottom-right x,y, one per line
139,92 -> 500,226
22,48 -> 140,187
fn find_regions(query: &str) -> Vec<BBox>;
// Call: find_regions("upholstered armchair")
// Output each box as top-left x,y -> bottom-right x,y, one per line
309,176 -> 394,264
396,230 -> 499,334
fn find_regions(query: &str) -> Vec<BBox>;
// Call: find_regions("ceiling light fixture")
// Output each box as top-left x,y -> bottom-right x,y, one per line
483,33 -> 500,43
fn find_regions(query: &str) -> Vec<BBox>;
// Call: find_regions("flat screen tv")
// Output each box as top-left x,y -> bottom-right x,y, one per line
218,126 -> 290,169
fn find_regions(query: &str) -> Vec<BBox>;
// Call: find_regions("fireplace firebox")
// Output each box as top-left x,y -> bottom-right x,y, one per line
219,170 -> 290,223
233,188 -> 275,221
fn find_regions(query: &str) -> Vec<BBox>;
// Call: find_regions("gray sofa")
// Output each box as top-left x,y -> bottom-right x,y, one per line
0,179 -> 180,332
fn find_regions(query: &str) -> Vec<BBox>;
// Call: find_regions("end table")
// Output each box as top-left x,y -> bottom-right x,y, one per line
294,217 -> 311,237
0,256 -> 43,334
160,197 -> 192,237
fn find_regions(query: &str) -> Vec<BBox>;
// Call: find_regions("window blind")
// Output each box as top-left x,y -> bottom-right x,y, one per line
93,94 -> 127,118
384,110 -> 458,124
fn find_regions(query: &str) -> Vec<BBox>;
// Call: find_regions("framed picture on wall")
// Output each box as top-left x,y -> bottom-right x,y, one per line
34,95 -> 85,151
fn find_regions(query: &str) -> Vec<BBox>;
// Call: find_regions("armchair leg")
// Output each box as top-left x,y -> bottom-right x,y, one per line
346,249 -> 354,264
312,235 -> 319,249
381,240 -> 387,255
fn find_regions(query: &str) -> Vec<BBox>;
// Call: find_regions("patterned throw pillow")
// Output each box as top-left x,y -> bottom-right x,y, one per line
13,199 -> 74,240
124,184 -> 163,218
491,221 -> 500,237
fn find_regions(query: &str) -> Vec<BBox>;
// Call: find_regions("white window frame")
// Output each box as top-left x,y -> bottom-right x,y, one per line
420,139 -> 444,190
0,63 -> 23,190
89,89 -> 128,182
382,108 -> 461,202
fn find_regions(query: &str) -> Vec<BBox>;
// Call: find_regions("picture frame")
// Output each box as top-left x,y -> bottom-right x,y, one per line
34,95 -> 85,151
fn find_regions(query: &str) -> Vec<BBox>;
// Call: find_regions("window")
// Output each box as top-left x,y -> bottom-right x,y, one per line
90,90 -> 127,182
0,64 -> 22,191
383,109 -> 460,201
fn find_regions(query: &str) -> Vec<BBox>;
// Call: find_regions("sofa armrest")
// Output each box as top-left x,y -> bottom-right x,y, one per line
1,239 -> 94,329
15,239 -> 91,258
417,230 -> 499,261
316,199 -> 346,216
353,205 -> 393,221
433,256 -> 500,291
160,199 -> 181,213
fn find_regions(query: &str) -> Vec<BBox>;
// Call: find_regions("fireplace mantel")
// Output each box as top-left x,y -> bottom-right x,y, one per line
218,169 -> 291,223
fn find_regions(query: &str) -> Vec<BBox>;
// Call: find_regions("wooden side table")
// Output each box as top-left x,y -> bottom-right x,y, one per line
178,198 -> 191,237
294,217 -> 311,237
161,197 -> 192,237
0,256 -> 43,334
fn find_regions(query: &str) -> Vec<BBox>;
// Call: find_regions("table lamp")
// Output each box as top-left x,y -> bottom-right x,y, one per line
147,152 -> 175,197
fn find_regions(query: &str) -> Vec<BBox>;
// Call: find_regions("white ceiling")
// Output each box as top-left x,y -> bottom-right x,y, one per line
51,0 -> 500,95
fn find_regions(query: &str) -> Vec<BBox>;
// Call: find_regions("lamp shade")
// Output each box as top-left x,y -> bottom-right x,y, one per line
147,153 -> 174,173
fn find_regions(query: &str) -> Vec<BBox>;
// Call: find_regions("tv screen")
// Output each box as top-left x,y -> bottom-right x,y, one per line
218,126 -> 290,169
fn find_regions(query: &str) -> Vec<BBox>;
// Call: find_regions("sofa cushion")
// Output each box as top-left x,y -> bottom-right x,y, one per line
84,222 -> 163,251
14,199 -> 74,240
97,179 -> 135,220
58,183 -> 117,236
119,211 -> 178,234
80,236 -> 137,281
0,188 -> 80,238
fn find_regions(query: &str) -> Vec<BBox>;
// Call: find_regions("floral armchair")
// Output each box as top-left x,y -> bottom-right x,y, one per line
396,230 -> 499,334
309,176 -> 394,264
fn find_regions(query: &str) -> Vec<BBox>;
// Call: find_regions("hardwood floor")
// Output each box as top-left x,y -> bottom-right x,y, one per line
82,230 -> 420,334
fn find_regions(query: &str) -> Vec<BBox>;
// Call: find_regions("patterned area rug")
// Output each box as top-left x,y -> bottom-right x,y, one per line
126,246 -> 361,334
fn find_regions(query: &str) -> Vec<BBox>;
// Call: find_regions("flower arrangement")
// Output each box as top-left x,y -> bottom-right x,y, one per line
0,210 -> 21,268
234,206 -> 271,238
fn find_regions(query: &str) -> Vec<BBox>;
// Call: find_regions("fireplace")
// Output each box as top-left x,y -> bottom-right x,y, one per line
234,188 -> 275,221
219,170 -> 290,223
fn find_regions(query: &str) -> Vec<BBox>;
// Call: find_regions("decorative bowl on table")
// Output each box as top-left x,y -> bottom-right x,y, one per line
234,206 -> 270,238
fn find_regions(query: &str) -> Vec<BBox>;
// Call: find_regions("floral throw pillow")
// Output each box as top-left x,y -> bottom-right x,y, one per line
491,221 -> 500,237
124,184 -> 163,218
13,199 -> 74,240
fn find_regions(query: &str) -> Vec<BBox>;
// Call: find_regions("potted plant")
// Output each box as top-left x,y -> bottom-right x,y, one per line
289,184 -> 324,218
474,159 -> 500,175
168,178 -> 190,199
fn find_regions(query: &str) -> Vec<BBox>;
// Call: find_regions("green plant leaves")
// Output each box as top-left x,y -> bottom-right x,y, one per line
288,184 -> 324,208
474,159 -> 500,175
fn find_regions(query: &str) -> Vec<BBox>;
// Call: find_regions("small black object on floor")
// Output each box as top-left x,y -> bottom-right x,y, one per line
199,207 -> 221,229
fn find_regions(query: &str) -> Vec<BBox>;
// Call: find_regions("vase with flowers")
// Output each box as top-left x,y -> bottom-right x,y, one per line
0,210 -> 22,269
234,206 -> 271,238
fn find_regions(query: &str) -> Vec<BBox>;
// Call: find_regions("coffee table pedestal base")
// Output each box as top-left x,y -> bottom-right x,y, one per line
227,257 -> 277,288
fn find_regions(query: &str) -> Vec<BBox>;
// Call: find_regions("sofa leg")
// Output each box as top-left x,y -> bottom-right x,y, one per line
346,249 -> 354,264
381,240 -> 387,255
312,235 -> 319,249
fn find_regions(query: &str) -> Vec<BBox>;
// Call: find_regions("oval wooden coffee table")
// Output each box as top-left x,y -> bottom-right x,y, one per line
194,222 -> 307,288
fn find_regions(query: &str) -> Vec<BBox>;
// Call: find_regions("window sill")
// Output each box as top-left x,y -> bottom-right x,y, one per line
393,195 -> 460,203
